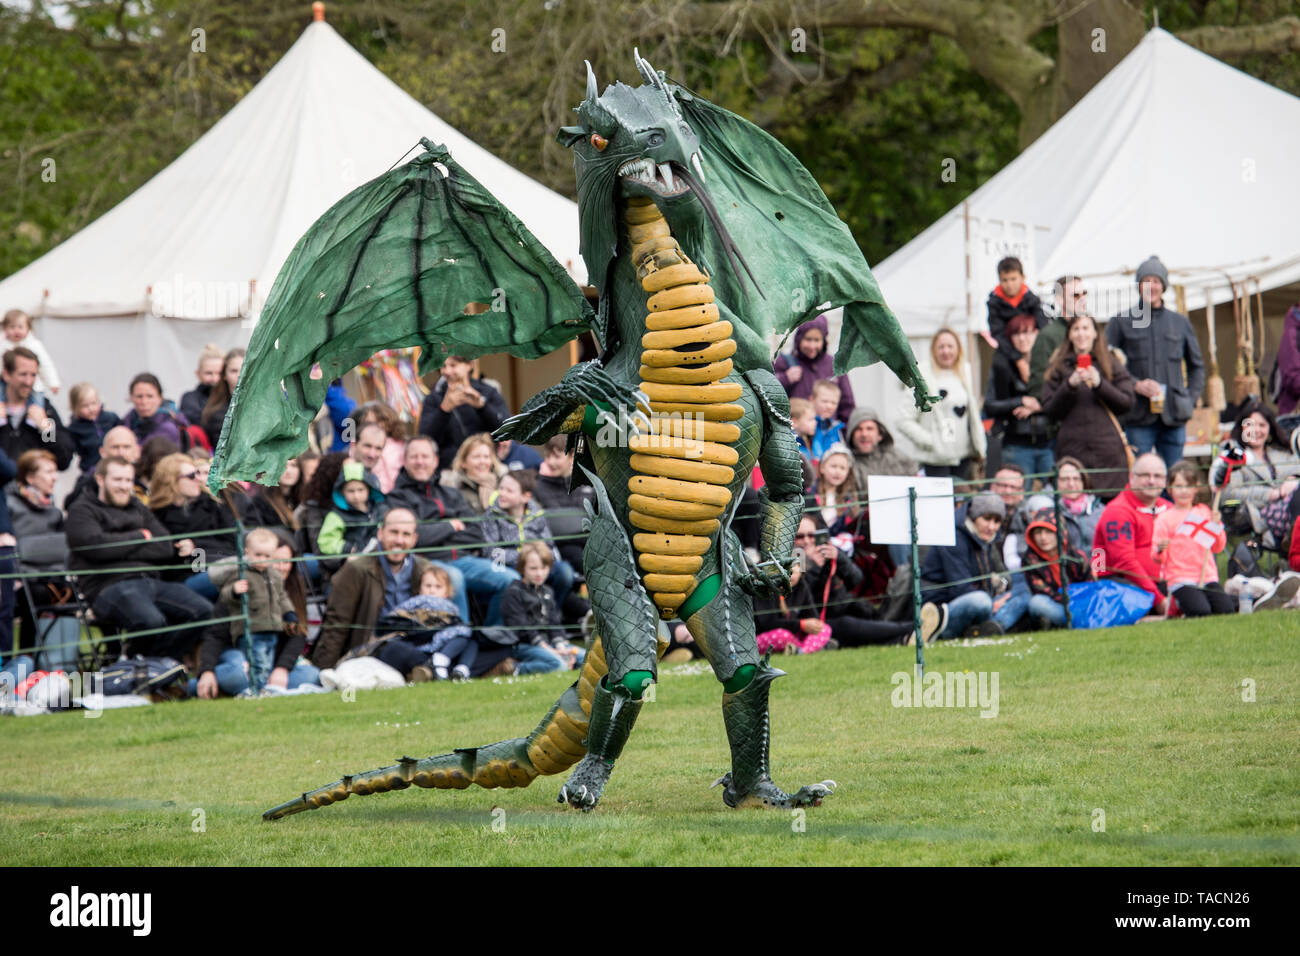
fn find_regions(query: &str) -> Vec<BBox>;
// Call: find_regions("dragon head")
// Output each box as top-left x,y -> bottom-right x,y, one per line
558,51 -> 754,303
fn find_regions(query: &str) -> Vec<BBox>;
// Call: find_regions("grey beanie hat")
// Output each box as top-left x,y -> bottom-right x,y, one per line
968,492 -> 1005,521
1135,254 -> 1168,290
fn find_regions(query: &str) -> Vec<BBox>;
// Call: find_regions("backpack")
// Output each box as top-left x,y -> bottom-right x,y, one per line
101,656 -> 186,698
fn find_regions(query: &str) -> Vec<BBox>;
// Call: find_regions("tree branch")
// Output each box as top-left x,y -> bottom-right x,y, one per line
1176,16 -> 1300,58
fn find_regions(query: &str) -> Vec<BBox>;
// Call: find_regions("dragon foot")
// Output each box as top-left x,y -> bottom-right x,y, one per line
710,773 -> 837,810
558,754 -> 615,812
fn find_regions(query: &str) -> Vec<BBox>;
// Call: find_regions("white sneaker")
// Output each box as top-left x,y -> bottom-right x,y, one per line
920,602 -> 948,645
1255,574 -> 1300,612
1246,576 -> 1276,600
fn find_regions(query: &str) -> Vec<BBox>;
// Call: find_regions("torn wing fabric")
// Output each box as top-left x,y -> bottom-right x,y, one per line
210,142 -> 592,486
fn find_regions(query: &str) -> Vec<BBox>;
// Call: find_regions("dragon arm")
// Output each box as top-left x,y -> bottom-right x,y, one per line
738,369 -> 803,598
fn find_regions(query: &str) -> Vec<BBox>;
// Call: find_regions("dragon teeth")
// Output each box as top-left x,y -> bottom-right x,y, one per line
658,163 -> 674,190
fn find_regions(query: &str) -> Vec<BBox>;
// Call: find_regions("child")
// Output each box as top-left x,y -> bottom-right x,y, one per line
753,562 -> 833,655
985,256 -> 1045,359
2,310 -> 60,396
1153,462 -> 1234,617
789,397 -> 817,467
65,382 -> 121,473
1022,510 -> 1091,629
809,380 -> 845,460
495,541 -> 582,674
181,344 -> 223,429
373,566 -> 477,681
480,469 -> 576,606
316,460 -> 383,556
221,527 -> 301,692
809,444 -> 859,533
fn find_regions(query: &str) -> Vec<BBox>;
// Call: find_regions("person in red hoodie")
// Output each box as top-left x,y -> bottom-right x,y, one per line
1092,452 -> 1170,613
1022,509 -> 1092,629
986,256 -> 1047,359
1290,513 -> 1300,573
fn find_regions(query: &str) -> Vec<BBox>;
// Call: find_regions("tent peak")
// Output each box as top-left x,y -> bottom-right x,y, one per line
312,2 -> 324,22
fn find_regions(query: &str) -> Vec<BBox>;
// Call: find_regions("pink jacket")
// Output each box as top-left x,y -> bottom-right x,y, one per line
1153,504 -> 1225,587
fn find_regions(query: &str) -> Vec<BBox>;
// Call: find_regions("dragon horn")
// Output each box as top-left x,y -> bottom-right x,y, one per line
633,47 -> 658,87
585,59 -> 599,102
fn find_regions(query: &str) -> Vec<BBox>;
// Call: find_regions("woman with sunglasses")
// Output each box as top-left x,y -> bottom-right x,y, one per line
149,452 -> 240,599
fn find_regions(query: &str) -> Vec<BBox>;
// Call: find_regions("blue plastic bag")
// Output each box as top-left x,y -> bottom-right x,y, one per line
1066,580 -> 1155,629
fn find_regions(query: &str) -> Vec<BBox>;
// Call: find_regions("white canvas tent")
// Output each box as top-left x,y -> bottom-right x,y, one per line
851,27 -> 1300,440
0,13 -> 584,416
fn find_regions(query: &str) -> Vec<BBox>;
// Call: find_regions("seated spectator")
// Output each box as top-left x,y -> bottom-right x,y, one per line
310,508 -> 429,669
984,314 -> 1053,479
1042,313 -> 1135,501
531,435 -> 594,574
352,402 -> 406,492
480,469 -> 573,605
180,345 -> 223,428
752,560 -> 833,655
199,348 -> 244,449
789,513 -> 913,646
294,451 -> 347,560
2,309 -> 60,396
0,446 -> 15,674
7,449 -> 64,538
1291,513 -> 1300,573
124,373 -> 191,451
66,382 -> 122,474
66,456 -> 212,659
0,347 -> 75,471
987,463 -> 1032,632
985,255 -> 1047,359
1092,453 -> 1170,613
269,532 -> 321,685
441,432 -> 503,515
317,460 -> 384,558
419,354 -> 509,474
773,315 -> 854,425
489,541 -> 581,674
807,444 -> 860,534
220,527 -> 305,691
64,425 -> 141,509
1226,400 -> 1300,550
1022,509 -> 1091,628
809,379 -> 846,460
296,450 -> 321,494
920,493 -> 1013,640
1054,456 -> 1103,551
497,438 -> 542,472
149,453 -> 241,596
789,397 -> 817,467
368,565 -> 477,681
846,407 -> 917,487
247,458 -> 301,531
1154,462 -> 1234,617
136,435 -> 181,498
895,328 -> 986,480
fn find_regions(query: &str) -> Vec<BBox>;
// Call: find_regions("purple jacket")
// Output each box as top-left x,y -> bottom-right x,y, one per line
124,408 -> 190,450
1277,305 -> 1300,416
772,314 -> 855,424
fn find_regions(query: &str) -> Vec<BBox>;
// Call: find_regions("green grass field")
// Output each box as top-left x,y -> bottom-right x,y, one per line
3,611 -> 1297,866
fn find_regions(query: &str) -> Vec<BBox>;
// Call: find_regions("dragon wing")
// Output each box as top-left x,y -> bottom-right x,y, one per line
673,89 -> 929,409
210,141 -> 592,485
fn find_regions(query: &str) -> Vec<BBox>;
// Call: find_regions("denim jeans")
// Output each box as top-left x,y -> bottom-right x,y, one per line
91,577 -> 213,659
286,661 -> 321,688
1124,422 -> 1186,471
246,632 -> 278,690
187,647 -> 250,698
938,590 -> 993,639
184,571 -> 219,601
0,653 -> 35,691
447,556 -> 519,625
1027,593 -> 1067,628
1000,444 -> 1056,485
512,642 -> 566,675
993,574 -> 1031,631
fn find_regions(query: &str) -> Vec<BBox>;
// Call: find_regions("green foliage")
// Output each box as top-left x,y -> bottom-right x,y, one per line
1,613 -> 1297,865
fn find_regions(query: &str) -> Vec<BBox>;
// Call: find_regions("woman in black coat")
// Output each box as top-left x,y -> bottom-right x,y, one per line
1041,314 -> 1135,501
983,314 -> 1054,479
148,452 -> 239,595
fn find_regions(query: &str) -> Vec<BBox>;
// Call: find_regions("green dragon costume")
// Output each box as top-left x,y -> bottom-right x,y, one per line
210,52 -> 928,818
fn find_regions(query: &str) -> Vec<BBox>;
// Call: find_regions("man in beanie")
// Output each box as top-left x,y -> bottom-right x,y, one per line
1106,255 -> 1205,469
918,492 -> 1014,641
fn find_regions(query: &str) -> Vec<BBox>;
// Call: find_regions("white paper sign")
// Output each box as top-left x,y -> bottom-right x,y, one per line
867,476 -> 956,547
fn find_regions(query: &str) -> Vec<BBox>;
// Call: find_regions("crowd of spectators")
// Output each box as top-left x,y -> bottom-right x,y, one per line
2,263 -> 1299,702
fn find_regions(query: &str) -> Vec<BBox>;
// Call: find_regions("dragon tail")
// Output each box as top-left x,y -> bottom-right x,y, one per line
263,638 -> 612,821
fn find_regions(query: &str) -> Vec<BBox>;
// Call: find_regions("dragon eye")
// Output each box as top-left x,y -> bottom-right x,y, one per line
590,133 -> 609,151
647,132 -> 665,147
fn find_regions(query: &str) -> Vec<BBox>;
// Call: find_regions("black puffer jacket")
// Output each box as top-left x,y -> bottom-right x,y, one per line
65,493 -> 176,601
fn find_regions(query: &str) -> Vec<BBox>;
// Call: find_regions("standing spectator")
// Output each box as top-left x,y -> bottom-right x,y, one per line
180,345 -> 224,428
220,527 -> 302,691
895,328 -> 986,479
200,347 -> 245,449
2,309 -> 60,396
1054,456 -> 1104,551
809,380 -> 846,459
419,355 -> 509,474
773,315 -> 854,425
1275,299 -> 1300,416
441,432 -> 504,515
66,383 -> 122,474
1092,453 -> 1170,613
1021,509 -> 1091,629
1106,255 -> 1206,469
1153,462 -> 1234,617
324,379 -> 356,453
1225,400 -> 1300,549
1042,313 -> 1135,500
984,314 -> 1053,479
124,373 -> 190,451
919,493 -> 1012,640
1028,275 -> 1086,397
352,401 -> 406,492
66,456 -> 212,658
317,460 -> 384,559
0,347 -> 75,470
497,438 -> 542,472
532,435 -> 594,574
985,256 -> 1047,359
